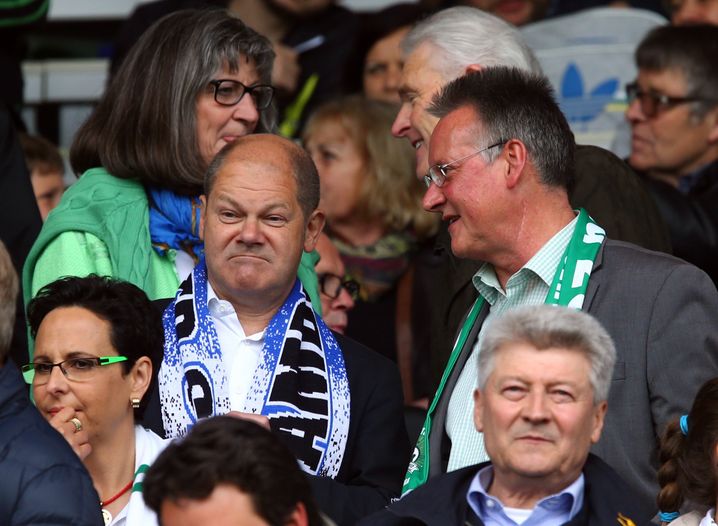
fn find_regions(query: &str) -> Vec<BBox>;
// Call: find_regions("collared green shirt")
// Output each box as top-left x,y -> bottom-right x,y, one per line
445,216 -> 578,472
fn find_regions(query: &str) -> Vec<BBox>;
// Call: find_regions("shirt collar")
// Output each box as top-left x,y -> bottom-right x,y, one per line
467,464 -> 585,525
472,215 -> 579,303
206,282 -> 264,340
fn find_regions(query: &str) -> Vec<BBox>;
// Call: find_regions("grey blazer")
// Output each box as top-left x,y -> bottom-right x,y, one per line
427,239 -> 718,512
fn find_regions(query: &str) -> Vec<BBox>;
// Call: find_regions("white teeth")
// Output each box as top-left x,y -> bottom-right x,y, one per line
414,140 -> 423,150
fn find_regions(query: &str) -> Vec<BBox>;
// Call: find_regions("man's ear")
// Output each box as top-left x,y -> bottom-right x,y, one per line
707,107 -> 718,144
502,139 -> 528,189
199,194 -> 207,241
465,64 -> 483,76
303,210 -> 325,253
285,502 -> 309,526
473,388 -> 484,433
590,400 -> 608,444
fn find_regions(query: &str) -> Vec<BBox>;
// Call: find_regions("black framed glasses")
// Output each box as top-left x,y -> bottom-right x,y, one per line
424,140 -> 506,188
319,273 -> 360,301
209,79 -> 275,110
22,356 -> 128,385
625,82 -> 716,119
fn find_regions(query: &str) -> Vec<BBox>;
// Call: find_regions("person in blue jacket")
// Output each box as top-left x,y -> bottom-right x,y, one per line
0,239 -> 102,525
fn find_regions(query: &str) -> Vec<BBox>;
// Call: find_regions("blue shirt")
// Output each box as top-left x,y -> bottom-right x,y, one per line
467,464 -> 584,526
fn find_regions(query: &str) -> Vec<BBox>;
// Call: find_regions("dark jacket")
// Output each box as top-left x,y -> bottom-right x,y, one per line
635,160 -> 718,285
359,454 -> 654,526
0,361 -> 103,525
412,144 -> 672,395
423,239 -> 718,512
143,299 -> 410,526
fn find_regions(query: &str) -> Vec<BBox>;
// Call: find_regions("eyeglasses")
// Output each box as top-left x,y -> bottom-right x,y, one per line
425,140 -> 506,188
625,82 -> 716,119
319,273 -> 360,301
209,79 -> 275,110
22,356 -> 129,385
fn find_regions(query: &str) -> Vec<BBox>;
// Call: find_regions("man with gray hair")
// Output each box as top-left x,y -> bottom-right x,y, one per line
393,6 -> 671,395
402,64 -> 718,514
362,305 -> 652,525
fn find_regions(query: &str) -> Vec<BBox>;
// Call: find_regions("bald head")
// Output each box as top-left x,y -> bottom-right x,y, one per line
205,134 -> 320,219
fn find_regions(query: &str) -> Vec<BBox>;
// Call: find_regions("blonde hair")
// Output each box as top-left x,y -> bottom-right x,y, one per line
304,95 -> 438,239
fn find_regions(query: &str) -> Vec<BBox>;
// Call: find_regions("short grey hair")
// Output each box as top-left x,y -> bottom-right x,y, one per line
402,6 -> 542,80
0,240 -> 18,362
477,305 -> 616,403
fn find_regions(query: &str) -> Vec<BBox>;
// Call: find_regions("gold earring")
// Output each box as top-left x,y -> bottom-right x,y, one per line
131,398 -> 141,409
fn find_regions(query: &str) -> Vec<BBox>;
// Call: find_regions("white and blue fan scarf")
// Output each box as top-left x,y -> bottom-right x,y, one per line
158,259 -> 350,477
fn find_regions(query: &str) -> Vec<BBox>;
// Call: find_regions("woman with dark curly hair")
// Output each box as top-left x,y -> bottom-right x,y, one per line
657,377 -> 718,525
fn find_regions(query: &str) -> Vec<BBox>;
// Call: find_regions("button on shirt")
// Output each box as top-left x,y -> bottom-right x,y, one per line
467,464 -> 584,526
445,216 -> 578,471
206,283 -> 265,410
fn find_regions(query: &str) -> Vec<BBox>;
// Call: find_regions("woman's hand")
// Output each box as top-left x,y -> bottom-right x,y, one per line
48,407 -> 92,460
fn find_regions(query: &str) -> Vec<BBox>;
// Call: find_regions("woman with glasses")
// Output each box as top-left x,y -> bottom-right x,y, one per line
625,24 -> 718,286
23,9 -> 320,322
304,96 -> 438,403
24,275 -> 166,526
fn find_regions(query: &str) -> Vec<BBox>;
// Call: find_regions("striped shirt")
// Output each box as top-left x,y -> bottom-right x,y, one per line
445,216 -> 578,471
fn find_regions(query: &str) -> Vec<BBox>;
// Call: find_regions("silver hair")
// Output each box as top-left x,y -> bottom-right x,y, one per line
401,6 -> 542,80
477,305 -> 616,403
0,240 -> 18,361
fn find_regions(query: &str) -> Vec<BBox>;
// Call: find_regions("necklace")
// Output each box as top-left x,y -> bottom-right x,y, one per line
100,479 -> 133,526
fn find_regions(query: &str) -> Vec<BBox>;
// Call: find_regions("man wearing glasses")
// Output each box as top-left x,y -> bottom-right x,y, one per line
403,65 -> 718,516
314,233 -> 358,335
626,24 -> 718,285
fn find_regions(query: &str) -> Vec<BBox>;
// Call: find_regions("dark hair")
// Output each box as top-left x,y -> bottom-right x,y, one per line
657,378 -> 718,517
19,133 -> 64,175
636,25 -> 718,118
429,66 -> 575,189
26,275 -> 163,418
343,3 -> 430,93
70,8 -> 275,196
204,134 -> 320,220
143,416 -> 323,526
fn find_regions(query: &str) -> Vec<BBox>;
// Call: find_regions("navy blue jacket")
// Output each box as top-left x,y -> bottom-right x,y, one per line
359,454 -> 654,526
0,361 -> 103,525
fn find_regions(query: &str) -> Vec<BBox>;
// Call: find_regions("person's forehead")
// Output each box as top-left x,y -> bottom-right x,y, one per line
636,67 -> 689,94
429,107 -> 482,161
400,42 -> 444,95
212,153 -> 297,198
316,242 -> 344,275
491,343 -> 592,381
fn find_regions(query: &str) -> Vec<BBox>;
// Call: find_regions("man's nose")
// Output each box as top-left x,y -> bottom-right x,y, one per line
334,287 -> 355,311
422,181 -> 446,213
391,103 -> 411,138
237,218 -> 262,244
522,391 -> 550,422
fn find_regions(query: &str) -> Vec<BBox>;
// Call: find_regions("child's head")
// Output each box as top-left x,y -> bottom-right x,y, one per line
657,378 -> 718,521
303,95 -> 436,239
19,134 -> 65,221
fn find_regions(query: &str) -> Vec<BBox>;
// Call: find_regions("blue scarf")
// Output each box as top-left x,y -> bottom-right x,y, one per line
147,187 -> 203,260
158,259 -> 350,477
